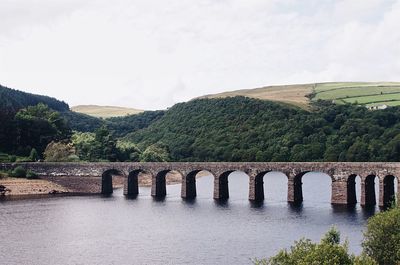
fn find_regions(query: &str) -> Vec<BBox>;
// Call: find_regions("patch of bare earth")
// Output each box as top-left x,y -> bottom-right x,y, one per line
0,172 -> 210,198
0,177 -> 69,196
198,83 -> 314,109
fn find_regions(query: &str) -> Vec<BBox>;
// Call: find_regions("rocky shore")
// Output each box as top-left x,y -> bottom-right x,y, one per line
0,171 -> 204,199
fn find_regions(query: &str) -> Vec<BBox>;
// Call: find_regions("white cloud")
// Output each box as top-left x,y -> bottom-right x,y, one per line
0,0 -> 399,110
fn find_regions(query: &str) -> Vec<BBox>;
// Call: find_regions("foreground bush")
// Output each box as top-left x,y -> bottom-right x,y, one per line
26,171 -> 39,179
253,227 -> 376,265
9,166 -> 27,178
362,203 -> 400,265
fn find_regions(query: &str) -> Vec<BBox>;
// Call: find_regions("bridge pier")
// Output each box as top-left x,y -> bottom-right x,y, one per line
380,175 -> 398,208
101,173 -> 113,194
124,171 -> 139,196
151,171 -> 167,198
331,179 -> 348,205
214,172 -> 229,200
181,171 -> 197,199
248,173 -> 265,202
361,175 -> 377,207
287,173 -> 303,203
346,175 -> 357,204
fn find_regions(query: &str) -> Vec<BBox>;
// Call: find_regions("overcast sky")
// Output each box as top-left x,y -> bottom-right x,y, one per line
1,0 -> 399,110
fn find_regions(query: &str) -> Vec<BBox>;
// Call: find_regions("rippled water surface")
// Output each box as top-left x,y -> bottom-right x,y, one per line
0,172 -> 381,265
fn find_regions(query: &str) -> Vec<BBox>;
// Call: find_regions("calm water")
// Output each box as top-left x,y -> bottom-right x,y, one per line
0,172 -> 382,265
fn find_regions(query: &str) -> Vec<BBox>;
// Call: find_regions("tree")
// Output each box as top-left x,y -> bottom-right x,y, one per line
362,203 -> 400,265
254,227 -> 376,265
94,125 -> 117,161
29,148 -> 39,162
14,103 -> 71,156
43,141 -> 79,162
140,143 -> 169,162
116,140 -> 141,162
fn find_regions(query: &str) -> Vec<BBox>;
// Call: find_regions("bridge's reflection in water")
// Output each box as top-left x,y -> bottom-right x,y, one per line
119,171 -> 384,218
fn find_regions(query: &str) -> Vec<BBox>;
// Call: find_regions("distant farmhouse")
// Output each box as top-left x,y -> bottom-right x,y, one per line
367,104 -> 388,110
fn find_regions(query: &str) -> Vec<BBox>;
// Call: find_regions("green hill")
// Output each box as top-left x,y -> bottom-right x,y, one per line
0,84 -> 69,112
311,82 -> 400,107
199,82 -> 400,108
127,97 -> 400,162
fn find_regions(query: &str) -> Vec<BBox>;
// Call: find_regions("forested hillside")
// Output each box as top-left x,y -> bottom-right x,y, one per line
127,97 -> 400,162
2,83 -> 400,163
0,84 -> 69,112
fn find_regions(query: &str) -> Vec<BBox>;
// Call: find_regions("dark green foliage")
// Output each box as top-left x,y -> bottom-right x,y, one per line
9,166 -> 27,178
127,97 -> 400,162
14,103 -> 72,156
94,125 -> 118,161
106,110 -> 164,137
0,84 -> 69,112
254,227 -> 376,265
140,143 -> 169,162
26,171 -> 39,179
71,126 -> 118,161
115,140 -> 141,162
29,148 -> 39,162
362,204 -> 400,265
61,111 -> 104,132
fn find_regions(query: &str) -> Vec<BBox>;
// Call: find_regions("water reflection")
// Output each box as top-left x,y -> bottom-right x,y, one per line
0,172 -> 379,265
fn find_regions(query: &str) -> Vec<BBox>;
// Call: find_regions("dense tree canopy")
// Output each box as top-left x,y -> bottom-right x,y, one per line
3,88 -> 400,163
13,103 -> 71,156
125,97 -> 400,162
254,227 -> 376,265
362,204 -> 400,265
0,84 -> 69,112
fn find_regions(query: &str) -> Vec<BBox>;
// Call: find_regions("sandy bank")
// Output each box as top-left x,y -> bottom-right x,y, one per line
0,172 -> 209,198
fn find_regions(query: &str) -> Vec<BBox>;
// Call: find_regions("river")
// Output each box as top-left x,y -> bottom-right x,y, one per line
0,172 -> 382,265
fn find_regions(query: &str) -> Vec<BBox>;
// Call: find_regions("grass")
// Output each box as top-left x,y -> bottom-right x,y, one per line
198,82 -> 400,109
71,105 -> 144,118
197,84 -> 314,109
313,82 -> 400,107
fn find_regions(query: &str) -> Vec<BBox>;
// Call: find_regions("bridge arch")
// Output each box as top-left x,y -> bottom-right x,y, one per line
363,174 -> 378,206
250,171 -> 288,202
124,169 -> 153,197
151,169 -> 184,198
347,174 -> 359,205
101,169 -> 125,195
289,171 -> 333,204
382,175 -> 398,208
181,170 -> 215,200
214,170 -> 250,200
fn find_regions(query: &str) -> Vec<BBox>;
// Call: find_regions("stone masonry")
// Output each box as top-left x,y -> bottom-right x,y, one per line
1,162 -> 399,206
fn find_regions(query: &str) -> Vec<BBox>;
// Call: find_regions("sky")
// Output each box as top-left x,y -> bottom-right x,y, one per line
1,0 -> 400,110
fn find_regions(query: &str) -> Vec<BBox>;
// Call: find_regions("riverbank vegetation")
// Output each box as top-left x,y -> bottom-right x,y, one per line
254,203 -> 400,265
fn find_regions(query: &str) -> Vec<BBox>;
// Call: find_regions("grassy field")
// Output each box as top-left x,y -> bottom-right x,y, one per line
198,84 -> 314,109
199,82 -> 400,109
313,82 -> 400,107
71,105 -> 143,118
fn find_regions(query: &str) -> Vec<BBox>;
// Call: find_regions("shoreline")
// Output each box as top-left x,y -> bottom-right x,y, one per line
0,172 -> 207,201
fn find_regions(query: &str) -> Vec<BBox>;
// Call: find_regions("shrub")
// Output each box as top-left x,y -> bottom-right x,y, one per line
26,171 -> 39,179
254,227 -> 377,265
44,141 -> 77,162
0,152 -> 9,162
9,166 -> 27,178
0,171 -> 8,179
29,148 -> 39,162
362,203 -> 400,265
9,155 -> 16,162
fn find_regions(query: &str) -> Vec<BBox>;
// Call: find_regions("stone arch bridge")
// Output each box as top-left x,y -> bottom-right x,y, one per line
1,162 -> 399,207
